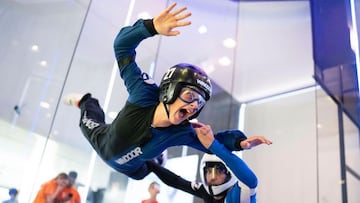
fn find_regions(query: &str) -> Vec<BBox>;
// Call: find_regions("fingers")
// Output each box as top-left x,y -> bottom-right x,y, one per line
175,13 -> 191,25
191,121 -> 207,128
259,136 -> 273,145
199,125 -> 212,135
167,3 -> 191,24
193,123 -> 213,136
252,136 -> 273,145
175,18 -> 191,27
175,11 -> 192,20
171,5 -> 188,16
166,2 -> 190,18
265,139 -> 273,145
242,142 -> 251,149
241,136 -> 273,150
155,2 -> 192,36
166,30 -> 180,36
191,122 -> 204,128
165,2 -> 177,13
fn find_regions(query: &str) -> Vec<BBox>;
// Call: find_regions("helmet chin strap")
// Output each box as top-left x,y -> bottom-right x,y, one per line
163,102 -> 170,119
208,186 -> 214,196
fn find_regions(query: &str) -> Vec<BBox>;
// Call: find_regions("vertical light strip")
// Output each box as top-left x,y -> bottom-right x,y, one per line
236,103 -> 246,158
350,0 -> 360,91
103,62 -> 119,112
238,103 -> 246,132
104,0 -> 136,111
82,0 -> 137,200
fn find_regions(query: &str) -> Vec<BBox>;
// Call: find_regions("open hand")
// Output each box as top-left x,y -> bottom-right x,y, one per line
153,2 -> 191,36
240,136 -> 273,150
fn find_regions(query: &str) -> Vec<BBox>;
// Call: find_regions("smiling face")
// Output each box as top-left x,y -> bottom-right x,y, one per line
167,86 -> 206,125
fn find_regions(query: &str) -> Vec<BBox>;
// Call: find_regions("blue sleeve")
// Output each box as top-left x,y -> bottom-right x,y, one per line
214,129 -> 248,151
113,19 -> 159,106
114,19 -> 154,61
209,140 -> 258,189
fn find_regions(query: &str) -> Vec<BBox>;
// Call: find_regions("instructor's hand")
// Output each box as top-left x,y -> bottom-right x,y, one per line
240,136 -> 273,150
192,122 -> 214,149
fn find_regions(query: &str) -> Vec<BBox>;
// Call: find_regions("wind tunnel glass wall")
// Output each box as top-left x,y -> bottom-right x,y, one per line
316,88 -> 360,203
0,1 -> 97,202
0,0 -> 147,202
1,1 -> 357,203
311,0 -> 360,202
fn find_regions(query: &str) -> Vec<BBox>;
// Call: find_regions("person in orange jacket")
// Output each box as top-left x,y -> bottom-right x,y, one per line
60,171 -> 81,203
33,173 -> 69,203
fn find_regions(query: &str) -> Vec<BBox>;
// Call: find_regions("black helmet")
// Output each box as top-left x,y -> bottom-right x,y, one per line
159,63 -> 212,104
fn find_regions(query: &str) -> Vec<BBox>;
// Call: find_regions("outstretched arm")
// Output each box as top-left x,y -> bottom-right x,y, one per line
193,122 -> 272,150
195,122 -> 271,188
114,2 -> 191,62
146,161 -> 206,198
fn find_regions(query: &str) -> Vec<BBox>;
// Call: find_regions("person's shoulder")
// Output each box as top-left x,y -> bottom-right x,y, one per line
71,187 -> 81,197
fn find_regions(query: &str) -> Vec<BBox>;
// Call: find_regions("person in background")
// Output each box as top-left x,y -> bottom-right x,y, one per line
33,172 -> 69,203
141,181 -> 160,203
2,188 -> 18,203
59,171 -> 81,203
64,2 -> 270,181
147,123 -> 272,203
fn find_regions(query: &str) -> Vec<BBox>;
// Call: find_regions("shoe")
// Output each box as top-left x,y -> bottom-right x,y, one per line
64,93 -> 84,107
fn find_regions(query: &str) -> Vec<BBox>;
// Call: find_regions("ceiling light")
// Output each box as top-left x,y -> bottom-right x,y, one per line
40,101 -> 50,109
31,45 -> 39,52
198,25 -> 207,34
218,56 -> 231,66
40,60 -> 47,66
223,38 -> 236,48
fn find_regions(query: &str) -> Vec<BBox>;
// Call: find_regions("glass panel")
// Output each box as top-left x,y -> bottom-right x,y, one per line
316,88 -> 342,202
244,88 -> 318,203
0,1 -> 92,202
344,112 -> 360,203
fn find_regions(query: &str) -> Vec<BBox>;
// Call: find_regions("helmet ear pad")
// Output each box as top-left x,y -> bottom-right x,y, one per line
160,82 -> 183,104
